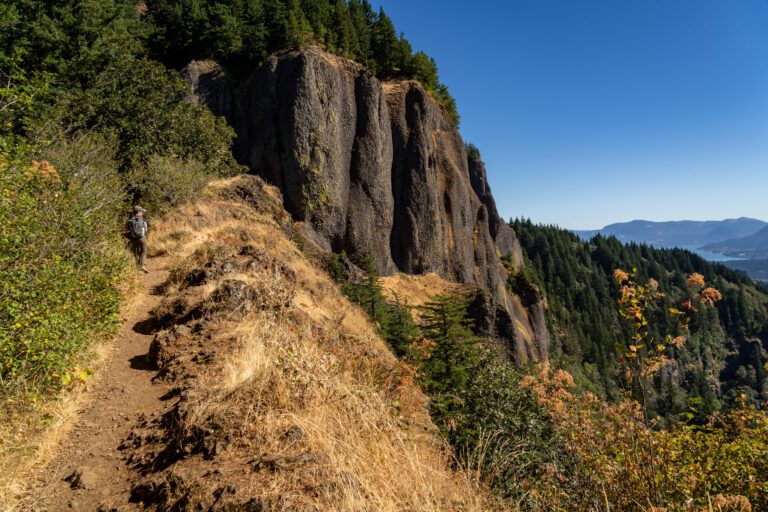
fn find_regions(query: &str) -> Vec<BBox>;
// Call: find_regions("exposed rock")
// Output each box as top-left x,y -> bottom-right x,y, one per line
184,47 -> 550,363
149,324 -> 192,370
181,257 -> 243,288
209,276 -> 294,315
467,152 -> 524,267
220,174 -> 292,233
253,452 -> 320,472
208,279 -> 259,315
181,59 -> 234,121
282,426 -> 305,442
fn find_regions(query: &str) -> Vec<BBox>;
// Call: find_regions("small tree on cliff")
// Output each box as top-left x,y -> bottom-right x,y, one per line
350,250 -> 384,321
412,293 -> 482,432
380,293 -> 418,357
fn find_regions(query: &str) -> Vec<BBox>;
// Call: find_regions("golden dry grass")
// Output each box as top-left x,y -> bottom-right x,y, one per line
144,175 -> 494,511
380,272 -> 475,309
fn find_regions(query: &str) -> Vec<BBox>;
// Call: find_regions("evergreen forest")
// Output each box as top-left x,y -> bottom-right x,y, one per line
512,219 -> 768,423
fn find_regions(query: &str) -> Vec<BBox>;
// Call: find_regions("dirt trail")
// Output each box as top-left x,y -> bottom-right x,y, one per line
21,257 -> 172,512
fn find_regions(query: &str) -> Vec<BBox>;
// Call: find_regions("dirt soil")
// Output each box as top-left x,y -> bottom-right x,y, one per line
20,257 -> 172,512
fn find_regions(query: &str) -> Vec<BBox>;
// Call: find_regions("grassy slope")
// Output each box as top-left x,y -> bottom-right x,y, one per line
127,175 -> 490,510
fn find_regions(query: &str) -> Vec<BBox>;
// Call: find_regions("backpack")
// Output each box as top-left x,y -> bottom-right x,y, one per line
128,216 -> 147,239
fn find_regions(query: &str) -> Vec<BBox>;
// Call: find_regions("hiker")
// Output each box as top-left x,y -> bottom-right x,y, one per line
127,205 -> 149,273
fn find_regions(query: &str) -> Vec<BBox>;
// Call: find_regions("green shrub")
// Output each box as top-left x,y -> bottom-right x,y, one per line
56,56 -> 240,174
0,139 -> 127,401
126,155 -> 216,213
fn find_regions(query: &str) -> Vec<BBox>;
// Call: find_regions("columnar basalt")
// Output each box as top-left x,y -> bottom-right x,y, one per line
184,47 -> 549,363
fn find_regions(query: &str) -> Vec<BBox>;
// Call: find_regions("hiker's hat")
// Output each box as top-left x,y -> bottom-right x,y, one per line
133,205 -> 147,213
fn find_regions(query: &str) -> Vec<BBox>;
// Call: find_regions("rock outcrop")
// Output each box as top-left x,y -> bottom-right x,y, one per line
183,47 -> 549,363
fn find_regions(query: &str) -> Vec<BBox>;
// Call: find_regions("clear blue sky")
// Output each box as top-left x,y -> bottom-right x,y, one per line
372,0 -> 768,229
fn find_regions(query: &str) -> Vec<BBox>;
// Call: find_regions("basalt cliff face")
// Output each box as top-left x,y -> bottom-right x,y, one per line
183,47 -> 548,363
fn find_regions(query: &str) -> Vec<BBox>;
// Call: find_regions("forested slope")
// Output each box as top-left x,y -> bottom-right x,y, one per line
513,219 -> 768,421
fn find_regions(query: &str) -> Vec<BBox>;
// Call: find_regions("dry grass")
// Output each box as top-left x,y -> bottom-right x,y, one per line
140,175 -> 494,510
380,272 -> 475,309
182,308 -> 482,510
0,383 -> 86,510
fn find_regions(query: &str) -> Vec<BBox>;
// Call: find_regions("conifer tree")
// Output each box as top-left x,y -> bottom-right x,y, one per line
380,294 -> 418,356
416,293 -> 483,425
371,7 -> 398,75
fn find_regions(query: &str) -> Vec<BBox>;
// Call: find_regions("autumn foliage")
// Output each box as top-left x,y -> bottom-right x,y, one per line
522,366 -> 767,511
514,272 -> 765,510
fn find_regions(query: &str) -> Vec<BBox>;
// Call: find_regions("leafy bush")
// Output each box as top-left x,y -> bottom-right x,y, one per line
0,139 -> 127,401
126,155 -> 218,213
524,368 -> 768,510
57,56 -> 239,173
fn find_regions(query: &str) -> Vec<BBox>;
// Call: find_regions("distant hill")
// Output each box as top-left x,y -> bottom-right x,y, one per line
702,225 -> 768,259
573,218 -> 766,248
723,258 -> 768,282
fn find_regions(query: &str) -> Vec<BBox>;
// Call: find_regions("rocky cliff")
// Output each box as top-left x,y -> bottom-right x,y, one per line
183,47 -> 549,363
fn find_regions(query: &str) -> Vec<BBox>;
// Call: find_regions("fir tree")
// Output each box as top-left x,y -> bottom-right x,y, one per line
416,293 -> 483,427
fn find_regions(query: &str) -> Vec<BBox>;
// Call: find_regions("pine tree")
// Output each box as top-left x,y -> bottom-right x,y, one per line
405,50 -> 440,92
370,7 -> 398,75
380,294 -> 418,357
329,0 -> 355,56
416,293 -> 483,426
347,0 -> 375,66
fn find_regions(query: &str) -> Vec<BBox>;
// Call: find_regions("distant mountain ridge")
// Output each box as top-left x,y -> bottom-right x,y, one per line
574,217 -> 767,248
701,225 -> 768,259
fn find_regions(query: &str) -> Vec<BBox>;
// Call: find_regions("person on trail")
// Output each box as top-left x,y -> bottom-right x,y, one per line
127,205 -> 149,273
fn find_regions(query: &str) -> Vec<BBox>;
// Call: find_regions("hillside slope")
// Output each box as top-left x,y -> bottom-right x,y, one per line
515,219 -> 768,419
574,218 -> 766,247
18,176 -> 488,511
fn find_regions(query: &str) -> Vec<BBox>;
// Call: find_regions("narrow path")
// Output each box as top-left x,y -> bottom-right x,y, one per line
22,257 -> 171,512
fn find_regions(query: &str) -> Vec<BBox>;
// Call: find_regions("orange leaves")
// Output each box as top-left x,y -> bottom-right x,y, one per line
669,335 -> 686,349
524,364 -> 768,510
700,287 -> 723,305
521,367 -> 577,421
684,273 -> 722,305
687,272 -> 706,289
614,268 -> 629,284
552,368 -> 575,388
30,160 -> 61,185
407,336 -> 435,363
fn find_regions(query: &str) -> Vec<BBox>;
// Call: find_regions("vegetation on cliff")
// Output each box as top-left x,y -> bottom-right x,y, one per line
1,0 -> 237,408
332,252 -> 768,509
145,0 -> 459,122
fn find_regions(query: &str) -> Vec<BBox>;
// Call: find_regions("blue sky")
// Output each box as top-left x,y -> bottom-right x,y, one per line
372,0 -> 768,229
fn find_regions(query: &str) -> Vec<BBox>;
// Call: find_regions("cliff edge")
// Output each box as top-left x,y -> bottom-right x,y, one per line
183,47 -> 548,363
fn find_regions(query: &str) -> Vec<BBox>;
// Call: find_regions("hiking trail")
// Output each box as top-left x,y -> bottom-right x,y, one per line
21,257 -> 172,511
